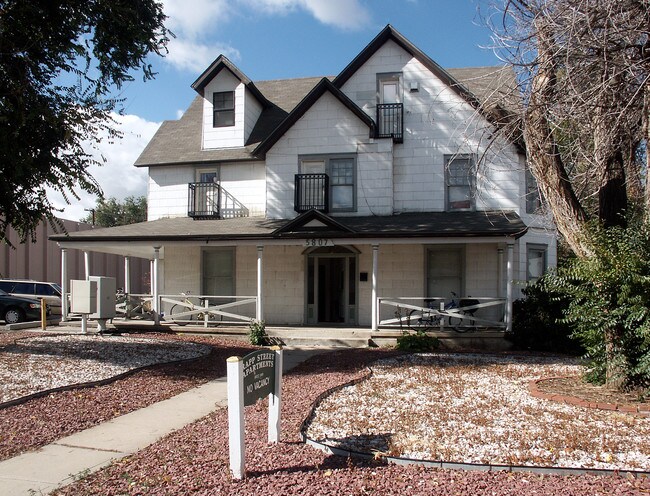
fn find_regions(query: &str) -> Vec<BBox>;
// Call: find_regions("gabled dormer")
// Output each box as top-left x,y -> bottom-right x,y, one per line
191,55 -> 271,150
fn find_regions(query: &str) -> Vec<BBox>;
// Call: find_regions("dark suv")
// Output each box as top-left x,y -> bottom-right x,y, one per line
0,289 -> 48,324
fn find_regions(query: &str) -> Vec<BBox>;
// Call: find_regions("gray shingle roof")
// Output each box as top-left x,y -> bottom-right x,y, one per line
50,211 -> 527,243
133,63 -> 516,168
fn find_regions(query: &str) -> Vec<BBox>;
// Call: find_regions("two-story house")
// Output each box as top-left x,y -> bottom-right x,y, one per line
52,25 -> 556,332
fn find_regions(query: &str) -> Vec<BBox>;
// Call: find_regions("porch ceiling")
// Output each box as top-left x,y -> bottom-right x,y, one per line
50,211 -> 527,256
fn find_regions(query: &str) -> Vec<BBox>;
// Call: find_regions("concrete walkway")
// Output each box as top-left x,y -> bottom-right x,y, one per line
0,346 -> 330,495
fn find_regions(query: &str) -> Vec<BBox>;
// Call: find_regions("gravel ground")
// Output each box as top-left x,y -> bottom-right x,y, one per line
0,331 -> 255,461
53,349 -> 649,495
306,353 -> 650,471
0,334 -> 212,404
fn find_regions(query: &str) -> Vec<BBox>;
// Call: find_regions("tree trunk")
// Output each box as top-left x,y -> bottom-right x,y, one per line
524,20 -> 591,257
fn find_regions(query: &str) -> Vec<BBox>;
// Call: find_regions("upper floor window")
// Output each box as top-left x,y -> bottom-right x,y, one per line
525,166 -> 542,213
445,154 -> 475,211
213,91 -> 235,127
376,73 -> 403,142
296,155 -> 356,212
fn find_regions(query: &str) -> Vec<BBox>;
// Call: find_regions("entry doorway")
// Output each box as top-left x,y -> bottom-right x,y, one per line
305,246 -> 358,325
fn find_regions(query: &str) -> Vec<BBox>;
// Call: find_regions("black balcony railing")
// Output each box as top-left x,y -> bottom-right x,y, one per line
376,103 -> 403,142
295,173 -> 329,213
188,182 -> 249,219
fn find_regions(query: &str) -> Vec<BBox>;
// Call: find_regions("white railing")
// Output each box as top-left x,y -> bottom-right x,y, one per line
378,296 -> 507,331
159,293 -> 256,327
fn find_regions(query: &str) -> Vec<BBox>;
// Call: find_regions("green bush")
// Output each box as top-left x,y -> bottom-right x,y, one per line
396,332 -> 439,352
509,276 -> 582,355
249,320 -> 269,346
545,220 -> 650,391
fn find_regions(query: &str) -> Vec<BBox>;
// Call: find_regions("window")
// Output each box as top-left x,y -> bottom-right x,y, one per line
299,155 -> 356,212
213,91 -> 235,127
527,245 -> 547,282
426,246 -> 464,298
202,248 -> 235,298
377,73 -> 403,141
525,166 -> 542,213
445,155 -> 475,211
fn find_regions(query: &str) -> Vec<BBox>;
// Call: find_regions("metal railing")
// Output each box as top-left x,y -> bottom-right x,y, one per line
376,103 -> 403,142
188,182 -> 249,219
294,173 -> 329,213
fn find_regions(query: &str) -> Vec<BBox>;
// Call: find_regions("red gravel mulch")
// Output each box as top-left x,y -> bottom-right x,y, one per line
0,332 -> 255,461
53,348 -> 650,496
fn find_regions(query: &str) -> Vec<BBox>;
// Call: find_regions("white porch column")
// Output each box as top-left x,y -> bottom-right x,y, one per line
506,243 -> 514,333
61,248 -> 68,322
371,244 -> 379,331
84,251 -> 90,280
152,247 -> 160,325
124,256 -> 131,294
256,245 -> 264,322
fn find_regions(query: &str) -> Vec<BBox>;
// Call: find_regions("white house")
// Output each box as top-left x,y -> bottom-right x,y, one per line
52,25 -> 556,331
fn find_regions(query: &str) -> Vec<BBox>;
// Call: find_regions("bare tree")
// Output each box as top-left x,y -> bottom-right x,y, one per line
487,0 -> 650,256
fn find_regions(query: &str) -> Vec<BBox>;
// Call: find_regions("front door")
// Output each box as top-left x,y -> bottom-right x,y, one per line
306,247 -> 357,325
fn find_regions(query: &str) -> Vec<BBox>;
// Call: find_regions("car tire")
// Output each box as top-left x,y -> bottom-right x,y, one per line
4,307 -> 25,325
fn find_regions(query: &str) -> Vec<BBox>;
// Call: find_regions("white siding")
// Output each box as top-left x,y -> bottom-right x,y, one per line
339,40 -> 522,215
147,166 -> 195,220
265,92 -> 392,219
201,71 -> 245,149
147,162 -> 266,220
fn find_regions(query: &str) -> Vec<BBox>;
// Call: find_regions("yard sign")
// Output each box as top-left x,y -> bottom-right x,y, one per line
227,346 -> 283,479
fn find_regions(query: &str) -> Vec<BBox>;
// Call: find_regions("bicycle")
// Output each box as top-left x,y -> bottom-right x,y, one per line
170,292 -> 221,326
406,293 -> 479,333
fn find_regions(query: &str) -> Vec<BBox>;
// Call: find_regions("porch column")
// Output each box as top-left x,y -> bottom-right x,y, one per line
61,248 -> 68,322
497,247 -> 505,299
371,244 -> 379,331
152,246 -> 160,325
506,243 -> 514,333
256,245 -> 263,322
124,257 -> 131,294
84,251 -> 90,280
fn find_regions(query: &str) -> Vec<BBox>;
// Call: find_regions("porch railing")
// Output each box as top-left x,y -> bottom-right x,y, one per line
377,296 -> 507,330
159,294 -> 256,327
294,173 -> 329,213
188,182 -> 249,219
376,103 -> 403,142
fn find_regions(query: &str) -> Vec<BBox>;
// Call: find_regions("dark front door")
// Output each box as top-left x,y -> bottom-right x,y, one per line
306,247 -> 357,325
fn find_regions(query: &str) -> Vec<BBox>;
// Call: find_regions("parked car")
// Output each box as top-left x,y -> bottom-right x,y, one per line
0,279 -> 63,315
0,289 -> 48,324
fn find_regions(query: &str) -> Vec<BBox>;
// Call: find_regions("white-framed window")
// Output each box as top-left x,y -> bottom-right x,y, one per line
527,244 -> 547,282
299,154 -> 357,212
213,91 -> 235,127
445,154 -> 475,211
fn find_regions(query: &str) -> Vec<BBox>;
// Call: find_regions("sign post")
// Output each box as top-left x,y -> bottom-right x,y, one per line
227,346 -> 283,479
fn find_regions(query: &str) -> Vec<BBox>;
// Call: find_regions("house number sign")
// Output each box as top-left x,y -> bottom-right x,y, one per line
304,238 -> 334,247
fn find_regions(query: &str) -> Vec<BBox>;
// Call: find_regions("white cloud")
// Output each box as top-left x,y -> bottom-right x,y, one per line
164,0 -> 232,38
47,113 -> 160,222
166,37 -> 240,73
241,0 -> 371,30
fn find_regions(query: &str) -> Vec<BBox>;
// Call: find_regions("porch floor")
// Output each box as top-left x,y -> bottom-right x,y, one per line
44,319 -> 511,351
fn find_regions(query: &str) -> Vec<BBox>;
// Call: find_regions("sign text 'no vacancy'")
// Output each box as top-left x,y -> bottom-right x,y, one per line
227,346 -> 283,479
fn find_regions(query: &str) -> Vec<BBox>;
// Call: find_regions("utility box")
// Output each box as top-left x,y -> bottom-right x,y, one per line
89,276 -> 116,319
70,280 -> 97,314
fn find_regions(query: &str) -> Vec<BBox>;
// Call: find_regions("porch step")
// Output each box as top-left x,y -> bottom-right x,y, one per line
370,330 -> 513,352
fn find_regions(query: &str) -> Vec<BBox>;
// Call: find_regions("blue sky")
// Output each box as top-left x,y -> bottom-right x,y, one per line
51,0 -> 502,221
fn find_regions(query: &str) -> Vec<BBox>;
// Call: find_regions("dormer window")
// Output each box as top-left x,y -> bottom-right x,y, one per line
213,91 -> 235,127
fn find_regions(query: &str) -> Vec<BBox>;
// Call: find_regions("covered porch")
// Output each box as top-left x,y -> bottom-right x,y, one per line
51,210 -> 527,333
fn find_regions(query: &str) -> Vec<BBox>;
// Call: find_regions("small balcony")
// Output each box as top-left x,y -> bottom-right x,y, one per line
188,182 -> 249,219
295,173 -> 329,213
376,103 -> 403,142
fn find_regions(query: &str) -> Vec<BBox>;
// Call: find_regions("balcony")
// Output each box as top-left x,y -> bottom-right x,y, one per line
295,174 -> 329,213
188,182 -> 249,219
376,103 -> 403,142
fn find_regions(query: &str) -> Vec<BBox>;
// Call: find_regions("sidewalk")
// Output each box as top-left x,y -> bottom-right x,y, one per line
0,346 -> 330,495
